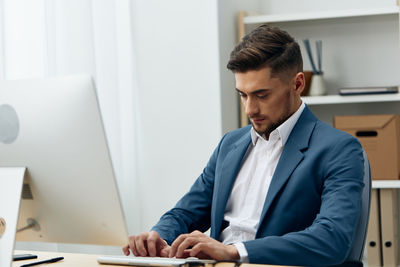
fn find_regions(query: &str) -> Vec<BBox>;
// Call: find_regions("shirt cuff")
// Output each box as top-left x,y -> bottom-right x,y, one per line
233,242 -> 249,263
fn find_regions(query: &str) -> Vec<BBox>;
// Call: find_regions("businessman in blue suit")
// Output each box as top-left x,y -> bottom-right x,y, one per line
123,25 -> 364,266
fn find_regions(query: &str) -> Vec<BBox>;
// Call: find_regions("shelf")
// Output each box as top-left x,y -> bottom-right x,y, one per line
244,7 -> 399,24
372,180 -> 400,189
301,93 -> 400,105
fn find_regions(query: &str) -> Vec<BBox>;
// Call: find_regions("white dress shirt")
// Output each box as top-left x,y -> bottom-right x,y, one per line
220,102 -> 305,262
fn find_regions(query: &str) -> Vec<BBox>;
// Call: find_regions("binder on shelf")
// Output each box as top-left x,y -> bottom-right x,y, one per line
367,189 -> 382,267
379,189 -> 398,266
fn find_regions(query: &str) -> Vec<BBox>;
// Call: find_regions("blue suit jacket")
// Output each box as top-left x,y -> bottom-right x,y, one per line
152,106 -> 364,266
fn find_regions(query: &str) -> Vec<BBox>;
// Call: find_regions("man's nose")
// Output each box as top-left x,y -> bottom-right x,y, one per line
245,97 -> 259,117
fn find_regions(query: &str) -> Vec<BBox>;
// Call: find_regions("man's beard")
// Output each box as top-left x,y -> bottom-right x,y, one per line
252,106 -> 292,138
252,119 -> 283,139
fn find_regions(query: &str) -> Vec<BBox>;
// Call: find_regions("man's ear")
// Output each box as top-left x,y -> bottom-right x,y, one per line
293,72 -> 305,95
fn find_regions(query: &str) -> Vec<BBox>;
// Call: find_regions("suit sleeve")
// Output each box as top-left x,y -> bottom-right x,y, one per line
244,136 -> 365,266
151,134 -> 226,245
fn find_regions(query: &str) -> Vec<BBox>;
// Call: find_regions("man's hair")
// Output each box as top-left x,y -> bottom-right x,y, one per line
227,24 -> 303,81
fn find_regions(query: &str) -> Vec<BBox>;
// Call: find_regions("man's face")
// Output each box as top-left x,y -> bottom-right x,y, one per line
235,67 -> 304,137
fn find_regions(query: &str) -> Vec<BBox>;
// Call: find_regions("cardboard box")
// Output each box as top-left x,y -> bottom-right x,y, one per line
334,114 -> 400,180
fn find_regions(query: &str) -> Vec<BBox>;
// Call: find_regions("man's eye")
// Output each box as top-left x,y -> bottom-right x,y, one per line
257,94 -> 268,99
239,92 -> 247,98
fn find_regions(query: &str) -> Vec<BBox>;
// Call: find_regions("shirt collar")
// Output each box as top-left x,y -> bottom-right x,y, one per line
250,101 -> 305,146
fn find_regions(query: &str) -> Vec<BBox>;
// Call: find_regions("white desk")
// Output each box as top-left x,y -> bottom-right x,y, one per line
13,250 -> 291,267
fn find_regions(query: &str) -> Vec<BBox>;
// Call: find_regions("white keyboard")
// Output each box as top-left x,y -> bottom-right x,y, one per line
97,255 -> 216,266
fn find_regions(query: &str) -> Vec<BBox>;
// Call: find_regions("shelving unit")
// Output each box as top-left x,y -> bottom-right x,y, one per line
302,92 -> 400,105
373,180 -> 400,189
243,7 -> 398,24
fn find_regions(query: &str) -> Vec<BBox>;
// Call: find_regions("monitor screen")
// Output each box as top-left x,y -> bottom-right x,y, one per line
0,74 -> 127,246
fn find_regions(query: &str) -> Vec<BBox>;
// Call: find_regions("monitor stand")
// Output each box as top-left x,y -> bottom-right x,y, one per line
0,167 -> 25,267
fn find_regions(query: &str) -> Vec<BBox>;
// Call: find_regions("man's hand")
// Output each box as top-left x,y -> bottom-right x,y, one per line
169,230 -> 240,261
123,231 -> 170,257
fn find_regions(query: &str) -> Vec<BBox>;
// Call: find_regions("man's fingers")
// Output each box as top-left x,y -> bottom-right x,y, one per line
169,234 -> 187,257
126,231 -> 212,258
131,238 -> 139,256
157,238 -> 169,257
190,241 -> 239,261
176,237 -> 201,258
148,231 -> 167,257
189,243 -> 210,258
127,236 -> 139,256
147,235 -> 158,257
170,231 -> 205,258
122,245 -> 130,256
136,235 -> 149,256
160,246 -> 170,257
124,232 -> 169,257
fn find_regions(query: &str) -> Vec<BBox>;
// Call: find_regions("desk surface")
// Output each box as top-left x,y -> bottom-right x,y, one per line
13,250 -> 100,267
13,250 -> 291,267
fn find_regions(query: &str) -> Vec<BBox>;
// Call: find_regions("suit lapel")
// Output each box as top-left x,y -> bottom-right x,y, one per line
256,106 -> 317,235
212,132 -> 251,238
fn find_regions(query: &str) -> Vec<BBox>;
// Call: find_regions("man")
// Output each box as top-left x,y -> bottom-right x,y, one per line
123,25 -> 364,266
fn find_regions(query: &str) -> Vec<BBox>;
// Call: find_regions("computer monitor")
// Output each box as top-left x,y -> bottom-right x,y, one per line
0,167 -> 25,267
0,74 -> 128,247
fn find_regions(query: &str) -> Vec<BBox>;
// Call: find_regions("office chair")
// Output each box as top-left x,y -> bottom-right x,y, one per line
332,151 -> 371,267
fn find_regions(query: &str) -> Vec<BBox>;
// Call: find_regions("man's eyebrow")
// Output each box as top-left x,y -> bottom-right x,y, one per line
235,88 -> 270,94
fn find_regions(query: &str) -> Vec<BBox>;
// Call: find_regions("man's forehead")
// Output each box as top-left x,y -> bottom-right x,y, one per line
234,69 -> 281,92
234,66 -> 274,78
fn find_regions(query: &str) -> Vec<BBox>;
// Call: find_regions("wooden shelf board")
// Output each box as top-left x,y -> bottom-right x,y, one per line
302,93 -> 400,105
373,180 -> 400,189
244,7 -> 399,24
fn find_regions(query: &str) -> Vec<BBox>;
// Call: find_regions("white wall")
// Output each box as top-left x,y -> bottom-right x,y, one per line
130,0 -> 223,231
217,0 -> 261,134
